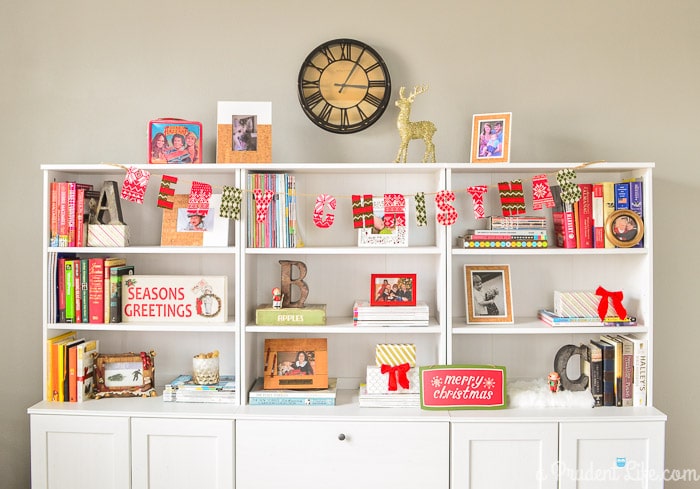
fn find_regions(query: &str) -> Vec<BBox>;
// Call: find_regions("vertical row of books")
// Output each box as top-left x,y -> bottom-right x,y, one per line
551,179 -> 643,248
581,333 -> 647,408
49,181 -> 100,247
246,172 -> 298,248
46,331 -> 99,402
48,254 -> 133,324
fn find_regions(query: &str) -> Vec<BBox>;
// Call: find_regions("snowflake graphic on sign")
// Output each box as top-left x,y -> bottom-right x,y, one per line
532,182 -> 549,199
484,377 -> 496,389
431,377 -> 442,388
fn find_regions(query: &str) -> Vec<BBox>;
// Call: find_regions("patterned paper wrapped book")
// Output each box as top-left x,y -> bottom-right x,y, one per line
366,365 -> 419,394
554,291 -> 617,318
375,343 -> 416,367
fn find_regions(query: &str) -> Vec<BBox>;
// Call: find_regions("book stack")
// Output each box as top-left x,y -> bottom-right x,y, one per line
48,254 -> 133,324
46,331 -> 99,403
583,334 -> 647,408
247,172 -> 298,248
248,377 -> 337,406
551,179 -> 644,249
49,181 -> 99,248
538,309 -> 637,327
456,215 -> 548,249
352,300 -> 429,327
359,343 -> 420,408
163,375 -> 237,403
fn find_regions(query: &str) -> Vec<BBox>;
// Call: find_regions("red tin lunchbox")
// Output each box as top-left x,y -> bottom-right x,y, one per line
148,118 -> 203,164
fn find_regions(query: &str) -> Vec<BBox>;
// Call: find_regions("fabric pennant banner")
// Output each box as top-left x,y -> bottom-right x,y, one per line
466,185 -> 488,219
351,194 -> 374,229
383,193 -> 406,228
253,188 -> 275,223
531,173 -> 555,210
220,186 -> 242,220
435,190 -> 458,226
498,180 -> 526,216
157,174 -> 178,209
313,193 -> 336,228
188,181 -> 213,216
121,166 -> 150,204
556,169 -> 582,204
414,192 -> 427,227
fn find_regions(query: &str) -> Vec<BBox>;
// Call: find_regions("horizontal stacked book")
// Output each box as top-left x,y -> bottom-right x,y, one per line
163,375 -> 237,403
352,300 -> 429,327
248,377 -> 337,406
456,215 -> 548,249
247,172 -> 298,248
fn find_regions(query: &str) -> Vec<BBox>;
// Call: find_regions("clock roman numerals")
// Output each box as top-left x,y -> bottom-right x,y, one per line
298,39 -> 391,134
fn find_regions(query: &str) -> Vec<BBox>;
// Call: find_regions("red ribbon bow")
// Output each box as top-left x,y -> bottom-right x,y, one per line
595,286 -> 627,321
380,363 -> 411,391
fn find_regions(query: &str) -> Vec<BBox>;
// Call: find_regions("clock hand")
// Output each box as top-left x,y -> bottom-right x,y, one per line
338,48 -> 366,93
334,83 -> 368,89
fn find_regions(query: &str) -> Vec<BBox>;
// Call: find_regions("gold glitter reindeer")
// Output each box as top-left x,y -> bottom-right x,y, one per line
394,85 -> 437,163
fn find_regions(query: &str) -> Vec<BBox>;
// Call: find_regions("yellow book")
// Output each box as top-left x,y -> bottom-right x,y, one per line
600,182 -> 615,248
47,331 -> 76,401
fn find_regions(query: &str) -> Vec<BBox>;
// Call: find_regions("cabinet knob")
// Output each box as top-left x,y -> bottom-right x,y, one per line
337,433 -> 346,441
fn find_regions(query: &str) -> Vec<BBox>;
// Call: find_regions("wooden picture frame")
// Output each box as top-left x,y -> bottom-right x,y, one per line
464,265 -> 513,324
370,273 -> 417,306
470,112 -> 512,163
94,351 -> 156,399
263,338 -> 328,390
160,194 -> 229,247
605,209 -> 644,248
216,101 -> 272,163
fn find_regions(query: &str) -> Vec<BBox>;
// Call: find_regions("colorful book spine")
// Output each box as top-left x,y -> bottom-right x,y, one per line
64,260 -> 75,323
73,259 -> 82,323
618,334 -> 647,407
629,179 -> 644,248
588,340 -> 603,407
577,183 -> 593,248
75,186 -> 85,247
80,259 -> 89,323
88,257 -> 105,323
109,265 -> 134,323
592,339 -> 614,406
600,182 -> 616,248
614,182 -> 630,210
616,335 -> 634,407
592,183 -> 605,248
103,258 -> 126,323
58,182 -> 69,247
49,181 -> 59,247
67,182 -> 77,247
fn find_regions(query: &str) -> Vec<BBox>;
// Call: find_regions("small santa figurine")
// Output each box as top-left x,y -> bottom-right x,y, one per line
548,371 -> 561,393
272,287 -> 283,309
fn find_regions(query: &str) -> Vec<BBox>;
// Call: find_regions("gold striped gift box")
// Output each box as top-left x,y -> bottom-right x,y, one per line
375,343 -> 416,367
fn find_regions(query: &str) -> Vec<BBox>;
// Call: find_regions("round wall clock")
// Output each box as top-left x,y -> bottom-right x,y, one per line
297,38 -> 391,134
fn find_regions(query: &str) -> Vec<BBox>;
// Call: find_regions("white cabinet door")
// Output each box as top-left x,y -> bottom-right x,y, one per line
30,414 -> 130,489
131,417 -> 234,489
559,421 -> 665,489
236,419 -> 449,489
451,422 -> 559,489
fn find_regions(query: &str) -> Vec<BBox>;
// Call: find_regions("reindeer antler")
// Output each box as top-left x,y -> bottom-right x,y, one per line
408,84 -> 429,101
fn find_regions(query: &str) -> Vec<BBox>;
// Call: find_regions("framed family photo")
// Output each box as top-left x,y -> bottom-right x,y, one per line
263,338 -> 328,390
470,112 -> 512,163
370,273 -> 417,306
464,265 -> 513,324
605,209 -> 644,248
216,101 -> 272,163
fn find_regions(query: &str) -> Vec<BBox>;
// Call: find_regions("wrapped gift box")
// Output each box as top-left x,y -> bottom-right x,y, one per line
88,224 -> 130,247
375,343 -> 416,367
366,365 -> 419,394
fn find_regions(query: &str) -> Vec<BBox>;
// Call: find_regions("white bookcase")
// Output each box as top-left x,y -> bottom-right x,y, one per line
29,162 -> 666,489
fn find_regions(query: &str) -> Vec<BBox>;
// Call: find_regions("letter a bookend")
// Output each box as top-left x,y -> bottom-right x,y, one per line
279,260 -> 309,308
87,180 -> 130,247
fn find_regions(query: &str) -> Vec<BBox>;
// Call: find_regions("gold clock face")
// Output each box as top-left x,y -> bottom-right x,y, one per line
298,39 -> 391,134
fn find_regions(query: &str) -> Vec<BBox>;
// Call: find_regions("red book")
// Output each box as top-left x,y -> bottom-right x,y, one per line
577,184 -> 593,248
67,182 -> 77,247
553,210 -> 577,248
88,257 -> 105,323
50,181 -> 59,247
67,339 -> 85,402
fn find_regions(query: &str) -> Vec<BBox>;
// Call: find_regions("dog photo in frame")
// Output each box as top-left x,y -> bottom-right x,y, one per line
216,101 -> 272,163
464,265 -> 513,324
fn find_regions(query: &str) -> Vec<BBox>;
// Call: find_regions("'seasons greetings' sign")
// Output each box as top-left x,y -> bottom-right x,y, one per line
420,365 -> 506,410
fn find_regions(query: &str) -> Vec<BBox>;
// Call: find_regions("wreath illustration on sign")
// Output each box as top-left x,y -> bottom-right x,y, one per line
192,279 -> 223,318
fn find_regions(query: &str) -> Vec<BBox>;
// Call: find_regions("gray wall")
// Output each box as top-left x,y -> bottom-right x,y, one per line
2,0 -> 698,487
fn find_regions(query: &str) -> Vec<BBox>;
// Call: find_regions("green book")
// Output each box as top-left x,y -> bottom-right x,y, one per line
255,304 -> 326,326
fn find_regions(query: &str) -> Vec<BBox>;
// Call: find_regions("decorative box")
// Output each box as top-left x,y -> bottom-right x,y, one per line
87,224 -> 130,247
366,365 -> 419,394
553,291 -> 617,318
149,118 -> 203,164
375,343 -> 416,367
